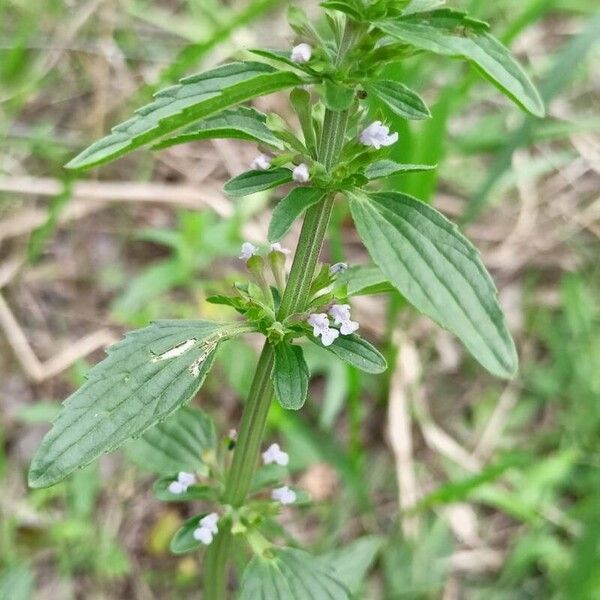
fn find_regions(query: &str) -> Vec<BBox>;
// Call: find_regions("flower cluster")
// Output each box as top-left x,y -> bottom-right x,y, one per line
239,241 -> 290,261
308,304 -> 359,346
168,471 -> 195,495
193,512 -> 219,545
261,443 -> 297,505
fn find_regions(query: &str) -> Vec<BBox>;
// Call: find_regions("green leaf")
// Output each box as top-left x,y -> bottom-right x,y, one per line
310,333 -> 387,374
320,0 -> 364,22
152,106 -> 283,150
403,0 -> 446,15
273,344 -> 310,410
290,88 -> 317,157
170,514 -> 212,554
268,187 -> 327,242
66,62 -> 303,170
153,478 -> 216,502
125,406 -> 216,475
349,192 -> 517,378
320,536 -> 383,594
377,12 -> 545,117
366,80 -> 431,120
28,321 -> 248,488
336,265 -> 394,296
324,80 -> 356,111
365,159 -> 436,180
238,547 -> 350,599
224,167 -> 292,197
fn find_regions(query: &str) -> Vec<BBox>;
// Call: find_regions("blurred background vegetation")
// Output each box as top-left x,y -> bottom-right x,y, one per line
1,0 -> 599,598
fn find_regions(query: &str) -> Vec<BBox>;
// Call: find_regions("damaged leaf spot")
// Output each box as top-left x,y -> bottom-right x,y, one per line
152,339 -> 197,362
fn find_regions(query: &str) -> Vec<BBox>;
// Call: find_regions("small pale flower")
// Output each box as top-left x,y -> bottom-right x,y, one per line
272,485 -> 297,505
200,512 -> 219,534
307,313 -> 330,337
330,262 -> 348,275
292,163 -> 310,183
270,242 -> 291,255
291,43 -> 312,64
359,121 -> 398,149
251,153 -> 272,170
262,443 -> 289,466
329,304 -> 351,325
340,320 -> 359,335
239,242 -> 258,260
168,480 -> 186,495
320,327 -> 340,347
168,471 -> 195,494
193,526 -> 214,545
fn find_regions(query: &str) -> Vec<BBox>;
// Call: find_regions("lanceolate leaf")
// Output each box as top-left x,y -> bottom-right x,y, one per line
366,80 -> 431,120
66,62 -> 303,170
349,192 -> 517,378
377,12 -> 544,117
224,168 -> 293,197
310,333 -> 387,374
152,107 -> 283,150
125,406 -> 216,475
268,187 -> 327,241
273,344 -> 310,410
365,159 -> 436,179
238,547 -> 350,600
29,321 -> 249,488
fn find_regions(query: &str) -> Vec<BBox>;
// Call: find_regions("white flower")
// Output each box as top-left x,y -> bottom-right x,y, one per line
251,153 -> 272,170
307,313 -> 330,337
239,242 -> 258,260
192,512 -> 219,546
320,327 -> 340,347
262,443 -> 289,466
330,262 -> 348,275
270,242 -> 291,255
340,320 -> 359,335
168,480 -> 186,494
168,471 -> 196,494
193,526 -> 214,545
272,485 -> 297,505
329,304 -> 351,324
359,121 -> 398,149
329,304 -> 359,336
200,512 -> 219,534
291,43 -> 312,64
292,163 -> 310,183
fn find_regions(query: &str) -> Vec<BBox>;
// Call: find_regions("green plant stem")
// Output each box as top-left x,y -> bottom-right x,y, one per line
203,23 -> 355,600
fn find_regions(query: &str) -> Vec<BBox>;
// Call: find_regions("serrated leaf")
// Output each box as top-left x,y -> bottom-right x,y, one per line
320,536 -> 383,594
224,168 -> 293,197
273,344 -> 310,410
29,321 -> 248,488
268,187 -> 327,241
366,80 -> 431,120
125,406 -> 216,475
310,333 -> 387,374
336,265 -> 394,296
377,11 -> 544,117
66,62 -> 303,170
365,159 -> 436,179
152,106 -> 283,150
349,192 -> 517,378
238,547 -> 350,599
170,513 -> 211,554
153,478 -> 216,502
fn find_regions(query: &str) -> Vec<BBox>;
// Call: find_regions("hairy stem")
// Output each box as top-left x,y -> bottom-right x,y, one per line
203,23 -> 355,599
